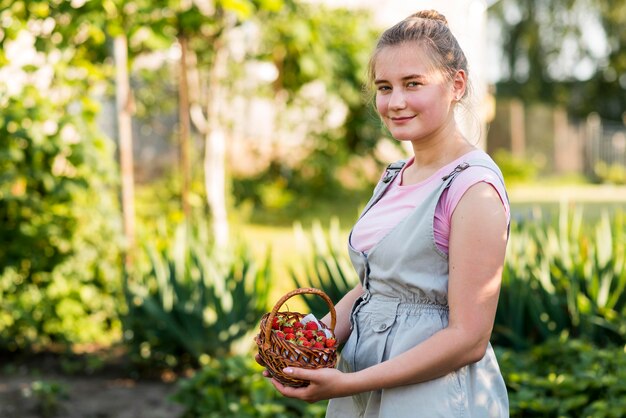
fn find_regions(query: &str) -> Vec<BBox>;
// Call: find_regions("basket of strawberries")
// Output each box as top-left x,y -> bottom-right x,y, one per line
255,287 -> 337,388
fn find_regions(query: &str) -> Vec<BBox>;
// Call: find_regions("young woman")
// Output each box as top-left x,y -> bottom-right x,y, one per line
260,9 -> 510,417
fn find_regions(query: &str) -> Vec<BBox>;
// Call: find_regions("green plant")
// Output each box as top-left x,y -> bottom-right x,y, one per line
497,337 -> 626,417
171,354 -> 326,418
0,92 -> 123,353
495,203 -> 626,349
22,380 -> 69,418
123,221 -> 272,368
289,219 -> 357,318
492,149 -> 539,184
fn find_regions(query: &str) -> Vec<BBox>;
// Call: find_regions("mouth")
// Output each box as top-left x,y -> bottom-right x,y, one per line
390,115 -> 415,123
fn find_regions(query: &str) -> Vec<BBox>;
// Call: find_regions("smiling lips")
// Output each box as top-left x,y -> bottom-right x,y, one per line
390,115 -> 415,123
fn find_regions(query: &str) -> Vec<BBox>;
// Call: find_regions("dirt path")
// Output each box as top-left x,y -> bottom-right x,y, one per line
0,351 -> 186,418
0,373 -> 185,418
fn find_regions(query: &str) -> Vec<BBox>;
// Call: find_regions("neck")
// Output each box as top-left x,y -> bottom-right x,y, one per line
402,121 -> 474,185
410,122 -> 471,168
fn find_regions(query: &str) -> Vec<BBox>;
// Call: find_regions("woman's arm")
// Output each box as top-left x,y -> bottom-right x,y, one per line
271,182 -> 508,402
320,282 -> 363,345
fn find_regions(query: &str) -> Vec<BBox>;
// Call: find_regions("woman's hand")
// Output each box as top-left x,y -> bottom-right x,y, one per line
269,366 -> 352,403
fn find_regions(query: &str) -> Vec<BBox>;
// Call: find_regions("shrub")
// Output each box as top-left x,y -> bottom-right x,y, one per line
498,338 -> 626,417
123,221 -> 271,369
495,204 -> 626,349
289,219 -> 357,318
170,354 -> 326,418
0,89 -> 123,352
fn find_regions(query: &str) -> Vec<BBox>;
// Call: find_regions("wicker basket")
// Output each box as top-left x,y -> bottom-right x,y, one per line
256,287 -> 337,388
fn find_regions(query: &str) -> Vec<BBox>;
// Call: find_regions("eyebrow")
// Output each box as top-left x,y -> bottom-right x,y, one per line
374,74 -> 427,85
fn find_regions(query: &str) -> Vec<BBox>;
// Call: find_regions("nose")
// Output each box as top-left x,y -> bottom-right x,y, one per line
388,89 -> 406,110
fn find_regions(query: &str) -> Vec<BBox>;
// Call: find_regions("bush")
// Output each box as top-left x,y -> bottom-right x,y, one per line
0,88 -> 123,352
170,355 -> 327,418
498,338 -> 626,417
495,204 -> 626,349
123,221 -> 272,369
289,219 -> 357,318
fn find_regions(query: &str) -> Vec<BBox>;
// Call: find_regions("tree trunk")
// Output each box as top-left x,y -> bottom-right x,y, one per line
114,35 -> 136,268
205,41 -> 229,248
178,35 -> 192,221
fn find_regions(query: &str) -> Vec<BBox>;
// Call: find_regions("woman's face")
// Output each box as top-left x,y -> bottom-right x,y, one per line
374,43 -> 458,143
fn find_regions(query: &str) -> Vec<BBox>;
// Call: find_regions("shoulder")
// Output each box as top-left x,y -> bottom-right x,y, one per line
445,151 -> 510,218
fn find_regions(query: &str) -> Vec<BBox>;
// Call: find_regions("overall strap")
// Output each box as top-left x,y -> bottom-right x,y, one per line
362,160 -> 407,218
440,158 -> 511,238
382,160 -> 407,183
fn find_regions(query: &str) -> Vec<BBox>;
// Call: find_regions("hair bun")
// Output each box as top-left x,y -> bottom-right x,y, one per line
409,10 -> 449,26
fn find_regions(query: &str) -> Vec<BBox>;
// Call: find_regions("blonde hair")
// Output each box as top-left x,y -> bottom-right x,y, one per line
368,10 -> 470,100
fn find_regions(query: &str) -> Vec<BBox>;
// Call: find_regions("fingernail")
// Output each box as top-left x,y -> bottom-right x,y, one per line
284,367 -> 293,374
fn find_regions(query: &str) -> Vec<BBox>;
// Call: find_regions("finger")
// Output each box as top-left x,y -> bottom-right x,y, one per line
255,354 -> 267,367
282,367 -> 316,382
270,378 -> 303,398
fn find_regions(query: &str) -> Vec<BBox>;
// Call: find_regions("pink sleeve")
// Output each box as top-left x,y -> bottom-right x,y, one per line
433,167 -> 510,254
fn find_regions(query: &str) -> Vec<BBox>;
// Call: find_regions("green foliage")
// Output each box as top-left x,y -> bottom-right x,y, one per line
498,338 -> 626,417
26,380 -> 69,418
170,354 -> 326,418
492,149 -> 539,184
490,0 -> 626,121
123,220 -> 271,368
0,12 -> 123,351
495,204 -> 626,349
289,219 -> 357,318
594,161 -> 626,185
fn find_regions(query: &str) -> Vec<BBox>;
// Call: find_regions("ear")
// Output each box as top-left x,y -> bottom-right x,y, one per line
451,70 -> 467,101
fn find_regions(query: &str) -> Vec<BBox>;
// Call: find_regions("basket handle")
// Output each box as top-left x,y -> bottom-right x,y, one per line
263,287 -> 337,350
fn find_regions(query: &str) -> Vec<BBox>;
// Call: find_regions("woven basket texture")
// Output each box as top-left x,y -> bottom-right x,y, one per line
256,288 -> 337,388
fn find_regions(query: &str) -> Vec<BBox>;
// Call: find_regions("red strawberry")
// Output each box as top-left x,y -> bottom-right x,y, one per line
304,330 -> 315,340
275,331 -> 285,339
293,321 -> 304,330
272,317 -> 280,330
325,338 -> 336,348
282,326 -> 294,334
305,322 -> 319,331
316,335 -> 327,343
285,333 -> 296,341
316,330 -> 326,337
302,340 -> 312,347
313,341 -> 325,349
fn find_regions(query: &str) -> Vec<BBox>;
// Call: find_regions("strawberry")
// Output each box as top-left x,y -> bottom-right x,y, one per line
305,322 -> 319,331
313,341 -> 325,349
316,330 -> 326,337
274,331 -> 285,339
285,333 -> 296,341
325,338 -> 336,348
293,321 -> 304,330
304,330 -> 315,340
272,317 -> 281,330
302,340 -> 312,347
316,335 -> 327,343
282,326 -> 294,334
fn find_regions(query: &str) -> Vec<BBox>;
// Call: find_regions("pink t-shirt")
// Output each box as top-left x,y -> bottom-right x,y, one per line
351,150 -> 510,254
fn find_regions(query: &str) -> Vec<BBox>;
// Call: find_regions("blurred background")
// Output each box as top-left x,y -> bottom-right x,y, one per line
1,0 -> 625,417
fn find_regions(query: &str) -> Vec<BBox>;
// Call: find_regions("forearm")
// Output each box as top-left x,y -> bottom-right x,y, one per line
320,283 -> 363,344
342,325 -> 489,395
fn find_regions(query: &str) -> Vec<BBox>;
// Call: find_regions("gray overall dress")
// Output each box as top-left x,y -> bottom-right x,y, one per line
326,158 -> 510,418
